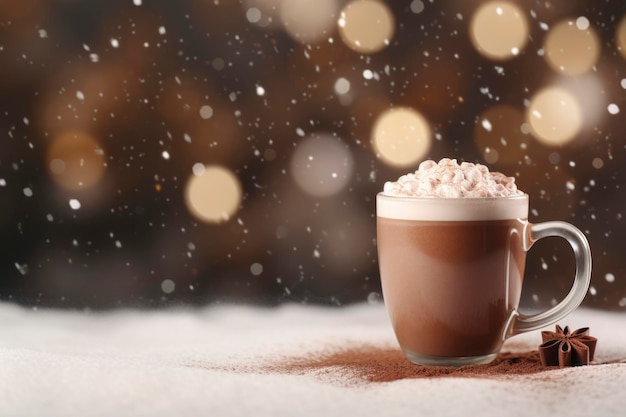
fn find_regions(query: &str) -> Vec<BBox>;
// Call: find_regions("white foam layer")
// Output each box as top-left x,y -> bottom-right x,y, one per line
377,193 -> 529,221
383,158 -> 523,198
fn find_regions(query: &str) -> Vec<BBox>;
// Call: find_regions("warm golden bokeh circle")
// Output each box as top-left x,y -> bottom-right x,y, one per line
371,107 -> 431,167
46,130 -> 106,191
279,0 -> 338,44
469,1 -> 529,60
184,165 -> 242,223
526,87 -> 583,146
544,19 -> 600,75
338,0 -> 395,54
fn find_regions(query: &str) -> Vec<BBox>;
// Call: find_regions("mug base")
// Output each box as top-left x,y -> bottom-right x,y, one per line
402,348 -> 498,367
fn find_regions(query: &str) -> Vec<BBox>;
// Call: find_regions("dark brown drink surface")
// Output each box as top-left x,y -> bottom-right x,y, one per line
377,217 -> 526,358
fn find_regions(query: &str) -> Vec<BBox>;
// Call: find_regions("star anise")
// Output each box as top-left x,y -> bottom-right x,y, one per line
538,325 -> 597,368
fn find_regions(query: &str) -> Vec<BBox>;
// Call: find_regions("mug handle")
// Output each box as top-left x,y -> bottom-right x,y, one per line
510,221 -> 592,335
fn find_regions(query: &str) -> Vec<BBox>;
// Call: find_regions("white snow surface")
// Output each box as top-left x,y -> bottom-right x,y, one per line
0,302 -> 624,417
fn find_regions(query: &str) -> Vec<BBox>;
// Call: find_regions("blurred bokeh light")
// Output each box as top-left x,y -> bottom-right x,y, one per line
0,0 -> 625,310
46,130 -> 106,191
290,133 -> 354,197
279,0 -> 339,44
526,86 -> 583,146
184,165 -> 242,223
372,107 -> 431,168
543,18 -> 600,76
615,14 -> 626,59
469,1 -> 529,60
338,0 -> 395,54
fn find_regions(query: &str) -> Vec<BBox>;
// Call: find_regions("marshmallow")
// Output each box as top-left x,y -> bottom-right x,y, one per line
382,158 -> 523,198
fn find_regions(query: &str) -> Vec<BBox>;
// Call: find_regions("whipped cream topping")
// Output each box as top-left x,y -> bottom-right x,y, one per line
382,158 -> 524,198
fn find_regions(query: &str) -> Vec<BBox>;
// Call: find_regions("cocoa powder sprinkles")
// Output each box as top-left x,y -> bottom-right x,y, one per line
262,346 -> 545,383
196,344 -> 560,385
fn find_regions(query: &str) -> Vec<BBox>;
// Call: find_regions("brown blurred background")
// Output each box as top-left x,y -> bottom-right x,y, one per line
0,0 -> 625,310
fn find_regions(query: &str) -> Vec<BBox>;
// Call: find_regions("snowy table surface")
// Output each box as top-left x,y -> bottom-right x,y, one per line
1,302 -> 625,417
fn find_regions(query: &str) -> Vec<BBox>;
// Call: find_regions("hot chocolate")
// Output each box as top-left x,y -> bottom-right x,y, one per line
378,217 -> 525,357
377,194 -> 529,363
377,158 -> 592,366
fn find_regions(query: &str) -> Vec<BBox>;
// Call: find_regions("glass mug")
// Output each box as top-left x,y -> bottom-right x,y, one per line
376,193 -> 592,366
